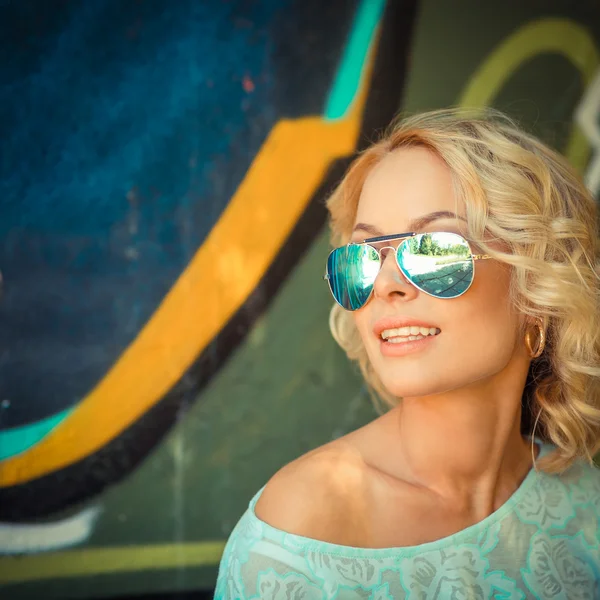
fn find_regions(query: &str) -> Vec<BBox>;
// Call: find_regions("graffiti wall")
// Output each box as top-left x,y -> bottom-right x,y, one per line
1,0 -> 599,597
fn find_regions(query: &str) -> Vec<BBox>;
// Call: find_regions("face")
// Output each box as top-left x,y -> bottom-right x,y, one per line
351,147 -> 524,398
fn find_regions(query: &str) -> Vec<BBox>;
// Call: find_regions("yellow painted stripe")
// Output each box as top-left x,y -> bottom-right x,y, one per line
0,35 -> 377,487
0,541 -> 225,584
458,18 -> 599,170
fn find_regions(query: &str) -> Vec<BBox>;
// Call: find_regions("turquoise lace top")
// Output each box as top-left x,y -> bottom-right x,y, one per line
214,441 -> 600,599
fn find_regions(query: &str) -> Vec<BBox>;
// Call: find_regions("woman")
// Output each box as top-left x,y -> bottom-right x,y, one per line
214,109 -> 600,599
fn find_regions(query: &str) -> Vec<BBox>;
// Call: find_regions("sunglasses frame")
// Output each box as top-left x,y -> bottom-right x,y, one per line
324,231 -> 491,309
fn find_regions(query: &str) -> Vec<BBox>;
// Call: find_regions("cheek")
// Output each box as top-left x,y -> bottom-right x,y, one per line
351,309 -> 372,347
473,265 -> 517,330
454,298 -> 517,361
441,267 -> 518,361
351,269 -> 520,396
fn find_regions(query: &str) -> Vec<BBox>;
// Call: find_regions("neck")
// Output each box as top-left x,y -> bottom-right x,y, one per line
390,361 -> 537,517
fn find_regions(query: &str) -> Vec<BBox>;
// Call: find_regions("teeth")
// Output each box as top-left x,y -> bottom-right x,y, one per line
388,335 -> 426,344
381,326 -> 440,341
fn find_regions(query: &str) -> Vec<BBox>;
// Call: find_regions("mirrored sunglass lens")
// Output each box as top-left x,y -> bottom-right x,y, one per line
327,244 -> 379,310
398,232 -> 473,298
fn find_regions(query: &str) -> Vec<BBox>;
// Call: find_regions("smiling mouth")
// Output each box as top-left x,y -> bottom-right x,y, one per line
380,326 -> 441,344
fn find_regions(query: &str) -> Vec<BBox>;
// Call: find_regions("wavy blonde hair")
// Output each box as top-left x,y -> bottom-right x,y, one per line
326,108 -> 600,474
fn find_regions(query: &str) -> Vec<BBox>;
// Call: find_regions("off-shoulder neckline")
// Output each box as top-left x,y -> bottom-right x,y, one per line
245,438 -> 552,558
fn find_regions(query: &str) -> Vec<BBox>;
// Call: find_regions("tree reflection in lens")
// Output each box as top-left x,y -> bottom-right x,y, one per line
399,233 -> 473,298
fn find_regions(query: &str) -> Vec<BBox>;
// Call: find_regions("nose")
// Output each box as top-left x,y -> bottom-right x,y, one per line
372,247 -> 419,302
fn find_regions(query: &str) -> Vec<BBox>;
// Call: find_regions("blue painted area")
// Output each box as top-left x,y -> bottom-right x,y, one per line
324,0 -> 386,120
0,408 -> 72,460
0,0 -> 290,429
1,1 -> 281,235
0,0 -> 377,457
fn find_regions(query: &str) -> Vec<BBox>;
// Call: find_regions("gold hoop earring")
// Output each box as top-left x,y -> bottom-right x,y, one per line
524,318 -> 546,359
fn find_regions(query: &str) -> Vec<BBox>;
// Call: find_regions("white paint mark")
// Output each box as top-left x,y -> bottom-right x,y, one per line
0,506 -> 101,555
575,67 -> 600,198
124,246 -> 140,260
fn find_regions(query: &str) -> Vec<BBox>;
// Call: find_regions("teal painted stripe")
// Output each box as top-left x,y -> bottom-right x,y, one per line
324,0 -> 386,121
0,408 -> 72,460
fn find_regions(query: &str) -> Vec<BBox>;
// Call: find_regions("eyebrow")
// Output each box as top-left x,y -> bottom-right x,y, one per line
352,211 -> 467,237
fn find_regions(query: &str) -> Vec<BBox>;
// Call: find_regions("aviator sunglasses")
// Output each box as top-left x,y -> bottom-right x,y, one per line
324,231 -> 491,311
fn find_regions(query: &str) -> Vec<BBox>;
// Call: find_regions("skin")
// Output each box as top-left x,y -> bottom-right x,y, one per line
256,146 -> 540,547
350,147 -> 538,519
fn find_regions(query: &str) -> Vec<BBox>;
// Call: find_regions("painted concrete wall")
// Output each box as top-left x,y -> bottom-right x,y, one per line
1,0 -> 599,597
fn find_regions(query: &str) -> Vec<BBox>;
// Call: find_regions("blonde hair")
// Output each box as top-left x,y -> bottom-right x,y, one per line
326,107 -> 600,474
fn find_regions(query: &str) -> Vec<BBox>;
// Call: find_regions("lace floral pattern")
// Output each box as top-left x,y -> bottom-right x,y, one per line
398,545 -> 524,599
250,569 -> 325,600
570,466 -> 600,511
368,583 -> 394,600
522,531 -> 600,599
306,552 -> 384,594
514,475 -> 574,530
214,448 -> 600,599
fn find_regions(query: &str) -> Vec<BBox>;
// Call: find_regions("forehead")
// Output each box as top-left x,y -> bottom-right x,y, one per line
355,146 -> 463,228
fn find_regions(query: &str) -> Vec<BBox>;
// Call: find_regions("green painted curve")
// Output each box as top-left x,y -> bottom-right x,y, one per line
0,407 -> 72,460
324,0 -> 387,120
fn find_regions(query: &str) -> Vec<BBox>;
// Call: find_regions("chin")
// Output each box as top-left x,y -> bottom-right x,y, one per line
371,357 -> 434,393
378,374 -> 442,400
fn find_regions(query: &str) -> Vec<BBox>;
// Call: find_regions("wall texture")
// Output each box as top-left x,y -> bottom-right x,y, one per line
1,0 -> 599,597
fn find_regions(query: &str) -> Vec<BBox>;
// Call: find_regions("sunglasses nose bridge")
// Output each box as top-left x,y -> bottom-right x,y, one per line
377,245 -> 400,261
371,252 -> 418,306
374,245 -> 411,286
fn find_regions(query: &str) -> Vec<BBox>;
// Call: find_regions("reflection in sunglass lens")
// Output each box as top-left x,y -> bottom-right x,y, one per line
397,232 -> 473,298
327,244 -> 379,310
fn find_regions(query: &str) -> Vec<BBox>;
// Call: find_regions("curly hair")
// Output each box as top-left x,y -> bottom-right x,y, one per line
326,108 -> 600,474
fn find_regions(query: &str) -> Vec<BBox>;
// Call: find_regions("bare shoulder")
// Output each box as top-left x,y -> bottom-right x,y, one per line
254,441 -> 371,545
